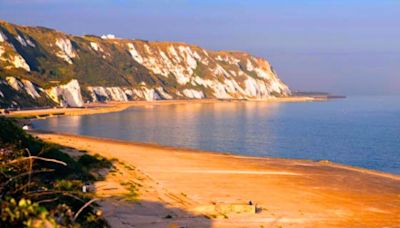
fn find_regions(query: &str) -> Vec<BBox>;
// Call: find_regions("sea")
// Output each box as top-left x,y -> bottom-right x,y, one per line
32,96 -> 400,174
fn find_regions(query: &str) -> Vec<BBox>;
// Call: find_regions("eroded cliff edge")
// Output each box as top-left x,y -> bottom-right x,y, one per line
0,20 -> 290,108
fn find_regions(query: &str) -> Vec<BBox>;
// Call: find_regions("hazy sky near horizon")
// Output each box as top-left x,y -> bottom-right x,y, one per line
1,0 -> 399,95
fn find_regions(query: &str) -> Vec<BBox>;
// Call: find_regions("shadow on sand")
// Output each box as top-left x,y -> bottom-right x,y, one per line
99,198 -> 212,228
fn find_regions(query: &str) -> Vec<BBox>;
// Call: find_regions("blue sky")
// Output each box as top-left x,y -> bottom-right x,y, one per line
1,0 -> 399,95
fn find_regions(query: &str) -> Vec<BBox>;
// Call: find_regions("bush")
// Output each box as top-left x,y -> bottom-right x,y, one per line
0,198 -> 56,227
0,117 -> 44,155
78,154 -> 112,170
0,117 -> 109,227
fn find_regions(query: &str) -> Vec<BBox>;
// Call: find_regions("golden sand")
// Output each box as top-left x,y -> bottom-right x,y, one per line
33,131 -> 400,227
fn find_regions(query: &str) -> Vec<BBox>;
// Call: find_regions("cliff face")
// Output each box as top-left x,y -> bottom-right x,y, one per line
0,20 -> 290,108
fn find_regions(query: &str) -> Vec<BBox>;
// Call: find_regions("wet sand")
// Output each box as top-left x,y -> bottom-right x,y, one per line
33,131 -> 400,227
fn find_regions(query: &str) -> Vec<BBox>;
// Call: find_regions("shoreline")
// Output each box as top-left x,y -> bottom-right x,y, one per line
7,96 -> 322,119
32,130 -> 400,227
31,129 -> 400,180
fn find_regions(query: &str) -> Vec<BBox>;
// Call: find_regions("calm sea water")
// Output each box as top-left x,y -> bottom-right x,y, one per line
32,96 -> 400,174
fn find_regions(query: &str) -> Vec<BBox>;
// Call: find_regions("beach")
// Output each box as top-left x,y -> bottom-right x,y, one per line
3,2 -> 398,227
33,130 -> 400,227
8,96 -> 319,119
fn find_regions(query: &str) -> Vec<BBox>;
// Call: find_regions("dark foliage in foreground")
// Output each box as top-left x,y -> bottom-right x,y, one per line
0,117 -> 110,227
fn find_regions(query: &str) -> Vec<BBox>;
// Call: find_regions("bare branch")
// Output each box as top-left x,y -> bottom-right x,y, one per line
27,190 -> 90,204
1,169 -> 55,194
73,198 -> 98,222
8,156 -> 67,166
25,148 -> 32,193
37,197 -> 60,204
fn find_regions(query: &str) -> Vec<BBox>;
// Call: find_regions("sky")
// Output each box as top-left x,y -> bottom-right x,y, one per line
0,0 -> 399,95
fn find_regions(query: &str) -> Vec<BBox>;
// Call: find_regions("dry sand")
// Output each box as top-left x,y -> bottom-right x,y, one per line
33,131 -> 400,228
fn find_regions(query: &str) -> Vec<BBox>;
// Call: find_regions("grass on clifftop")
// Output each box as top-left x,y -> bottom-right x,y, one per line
0,117 -> 111,227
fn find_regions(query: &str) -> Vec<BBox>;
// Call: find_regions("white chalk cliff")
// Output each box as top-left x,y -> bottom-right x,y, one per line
0,20 -> 291,108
